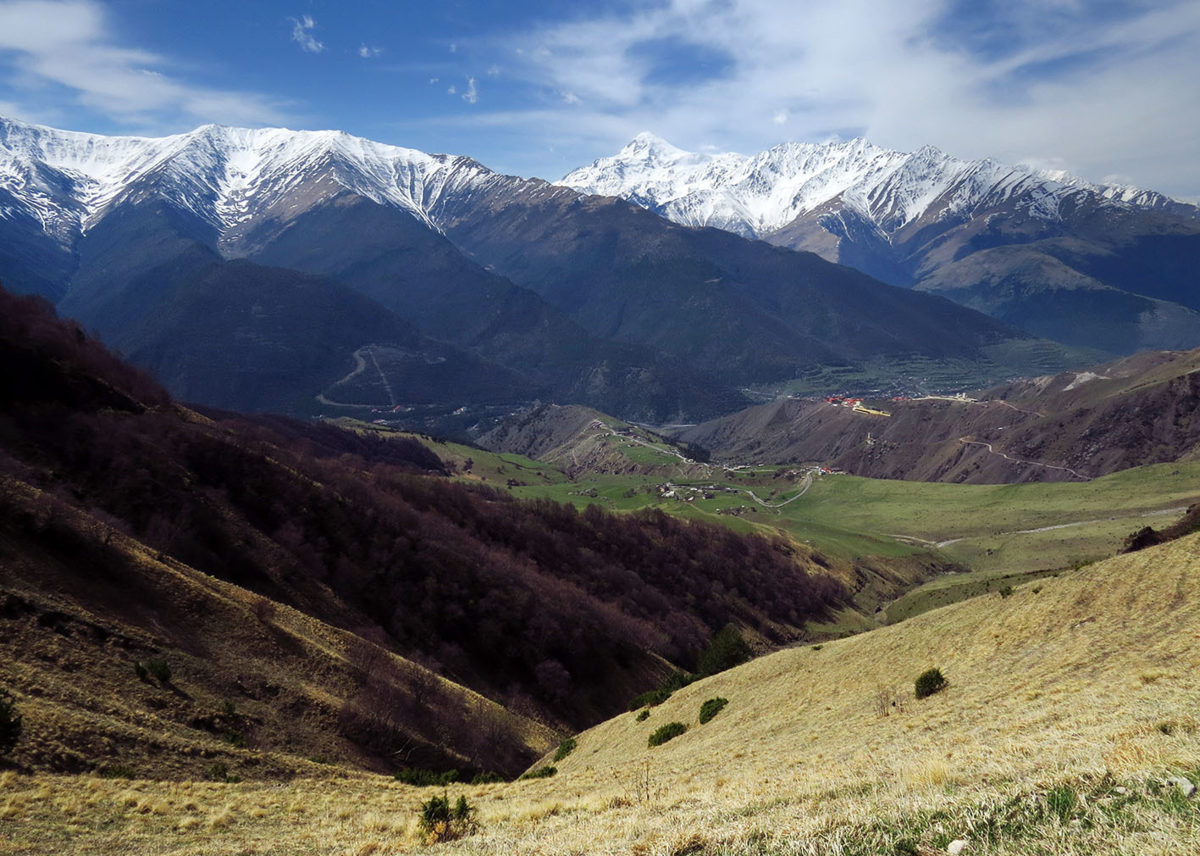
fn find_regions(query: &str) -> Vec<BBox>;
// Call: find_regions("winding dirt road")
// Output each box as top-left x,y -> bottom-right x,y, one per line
958,438 -> 1091,481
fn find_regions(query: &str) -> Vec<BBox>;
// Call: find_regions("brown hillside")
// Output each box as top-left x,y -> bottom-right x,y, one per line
677,348 -> 1200,483
0,480 -> 551,781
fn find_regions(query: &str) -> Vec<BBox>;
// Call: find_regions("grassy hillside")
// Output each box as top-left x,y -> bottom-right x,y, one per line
6,529 -> 1198,854
465,403 -> 1200,569
342,411 -> 1200,631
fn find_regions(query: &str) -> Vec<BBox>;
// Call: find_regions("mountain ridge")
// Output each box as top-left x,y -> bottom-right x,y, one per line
560,132 -> 1199,240
560,133 -> 1200,354
0,116 -> 1094,421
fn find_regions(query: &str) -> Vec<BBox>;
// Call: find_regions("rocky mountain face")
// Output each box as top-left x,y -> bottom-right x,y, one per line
562,134 -> 1200,355
0,116 -> 1084,421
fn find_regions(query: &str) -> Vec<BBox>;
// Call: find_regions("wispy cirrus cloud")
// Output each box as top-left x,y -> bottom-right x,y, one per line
461,76 -> 479,104
289,15 -> 325,54
467,0 -> 1200,196
0,0 -> 292,128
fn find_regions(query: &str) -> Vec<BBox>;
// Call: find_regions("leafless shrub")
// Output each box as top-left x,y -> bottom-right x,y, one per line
874,683 -> 905,717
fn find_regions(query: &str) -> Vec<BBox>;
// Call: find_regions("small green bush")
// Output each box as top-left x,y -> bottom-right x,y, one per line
418,793 -> 476,843
698,697 -> 728,724
660,670 -> 696,693
553,738 -> 577,762
207,762 -> 240,783
470,772 -> 504,784
143,658 -> 171,683
0,689 -> 22,757
648,722 -> 687,747
636,709 -> 650,722
519,765 -> 557,780
914,668 -> 948,699
811,645 -> 823,651
134,661 -> 148,682
628,688 -> 672,710
999,585 -> 1014,598
394,767 -> 460,787
628,670 -> 698,710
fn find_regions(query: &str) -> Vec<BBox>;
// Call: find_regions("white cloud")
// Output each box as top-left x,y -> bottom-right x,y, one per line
462,76 -> 478,104
561,90 -> 582,105
449,42 -> 457,53
487,64 -> 500,76
447,84 -> 457,95
482,0 -> 1200,196
289,14 -> 325,54
429,77 -> 439,84
358,44 -> 382,59
0,0 -> 291,127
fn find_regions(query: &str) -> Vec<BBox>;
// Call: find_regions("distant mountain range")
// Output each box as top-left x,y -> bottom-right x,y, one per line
0,117 -> 1094,421
562,134 -> 1200,355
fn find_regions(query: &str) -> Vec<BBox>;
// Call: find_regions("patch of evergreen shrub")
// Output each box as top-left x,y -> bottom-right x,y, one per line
418,793 -> 476,844
628,670 -> 698,710
698,697 -> 728,724
914,668 -> 948,699
519,765 -> 557,780
207,762 -> 240,783
636,709 -> 650,722
143,658 -> 171,683
628,687 -> 672,710
394,767 -> 460,787
553,738 -> 577,762
648,722 -> 687,747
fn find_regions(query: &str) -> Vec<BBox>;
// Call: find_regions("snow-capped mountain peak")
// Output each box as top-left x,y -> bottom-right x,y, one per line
0,116 -> 500,248
621,131 -> 683,157
558,135 -> 1196,239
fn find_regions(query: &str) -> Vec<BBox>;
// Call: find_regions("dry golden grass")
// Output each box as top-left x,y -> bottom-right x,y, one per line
3,531 -> 1200,854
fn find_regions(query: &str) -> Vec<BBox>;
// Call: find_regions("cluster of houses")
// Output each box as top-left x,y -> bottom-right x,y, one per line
825,396 -> 892,418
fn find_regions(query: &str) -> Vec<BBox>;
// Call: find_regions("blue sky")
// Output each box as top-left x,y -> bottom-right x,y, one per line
0,0 -> 1197,199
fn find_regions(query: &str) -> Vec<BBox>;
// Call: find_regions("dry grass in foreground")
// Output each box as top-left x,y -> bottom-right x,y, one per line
4,532 -> 1200,854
